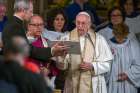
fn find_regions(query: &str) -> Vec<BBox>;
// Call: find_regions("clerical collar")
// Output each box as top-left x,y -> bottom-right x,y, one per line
110,37 -> 127,44
14,14 -> 24,21
27,36 -> 37,44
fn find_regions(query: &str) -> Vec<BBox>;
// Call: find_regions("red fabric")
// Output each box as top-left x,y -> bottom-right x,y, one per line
24,37 -> 60,76
24,59 -> 40,73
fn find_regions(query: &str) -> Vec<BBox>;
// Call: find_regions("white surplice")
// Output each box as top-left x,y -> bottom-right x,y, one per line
125,15 -> 140,34
98,26 -> 113,41
125,15 -> 140,43
98,27 -> 137,44
107,33 -> 140,93
57,29 -> 113,93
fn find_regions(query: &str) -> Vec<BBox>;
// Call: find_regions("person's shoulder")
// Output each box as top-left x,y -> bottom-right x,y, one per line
136,14 -> 140,19
3,16 -> 23,32
4,17 -> 18,28
7,16 -> 22,24
26,70 -> 52,93
23,66 -> 42,85
96,33 -> 103,38
96,21 -> 110,32
96,32 -> 108,41
97,26 -> 113,37
127,32 -> 136,40
0,62 -> 20,80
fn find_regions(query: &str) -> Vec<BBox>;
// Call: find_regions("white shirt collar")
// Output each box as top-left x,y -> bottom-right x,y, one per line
14,14 -> 23,21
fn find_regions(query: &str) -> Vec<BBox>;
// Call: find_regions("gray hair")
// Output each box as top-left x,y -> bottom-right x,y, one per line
14,0 -> 30,12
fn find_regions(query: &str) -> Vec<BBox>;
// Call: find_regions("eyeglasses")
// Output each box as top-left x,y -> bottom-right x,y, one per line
111,14 -> 122,17
29,23 -> 44,27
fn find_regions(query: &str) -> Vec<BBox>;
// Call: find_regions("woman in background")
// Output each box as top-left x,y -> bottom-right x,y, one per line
107,7 -> 140,93
120,0 -> 140,42
43,8 -> 68,41
45,8 -> 68,93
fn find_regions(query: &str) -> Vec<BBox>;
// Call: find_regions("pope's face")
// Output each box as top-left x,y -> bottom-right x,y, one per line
76,15 -> 91,36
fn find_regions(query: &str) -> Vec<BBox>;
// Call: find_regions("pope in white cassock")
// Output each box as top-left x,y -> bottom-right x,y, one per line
57,12 -> 113,93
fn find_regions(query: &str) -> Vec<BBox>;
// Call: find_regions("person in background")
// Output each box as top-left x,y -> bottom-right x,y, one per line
65,0 -> 100,31
0,1 -> 7,33
119,1 -> 140,93
0,36 -> 53,93
43,8 -> 68,41
120,0 -> 139,17
0,1 -> 7,50
46,8 -> 68,33
119,0 -> 140,42
27,15 -> 46,43
98,7 -> 128,41
26,15 -> 59,89
2,0 -> 68,62
57,11 -> 113,93
106,7 -> 140,93
46,8 -> 68,92
0,80 -> 18,93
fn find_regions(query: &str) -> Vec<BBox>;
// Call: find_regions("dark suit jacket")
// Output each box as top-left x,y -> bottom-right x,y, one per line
0,60 -> 52,93
0,80 -> 18,93
2,16 -> 52,62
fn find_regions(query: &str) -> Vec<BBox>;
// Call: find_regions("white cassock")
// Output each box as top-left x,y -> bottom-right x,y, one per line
97,26 -> 113,41
125,15 -> 140,43
107,33 -> 140,93
125,15 -> 140,34
97,27 -> 137,43
42,29 -> 66,40
57,28 -> 113,93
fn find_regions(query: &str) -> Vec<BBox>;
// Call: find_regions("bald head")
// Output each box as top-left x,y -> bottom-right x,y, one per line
76,12 -> 92,36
